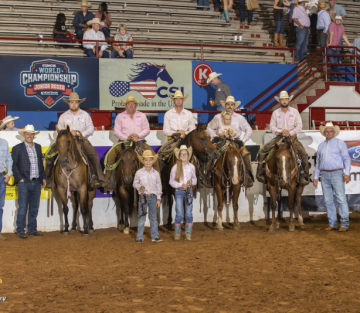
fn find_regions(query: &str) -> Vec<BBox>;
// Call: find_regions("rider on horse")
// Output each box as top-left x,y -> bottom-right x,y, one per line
207,96 -> 254,187
256,91 -> 310,187
45,92 -> 105,189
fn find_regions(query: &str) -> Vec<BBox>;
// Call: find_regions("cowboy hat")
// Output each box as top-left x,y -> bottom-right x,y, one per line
121,96 -> 140,106
335,15 -> 342,20
317,0 -> 329,10
319,122 -> 340,137
62,92 -> 86,104
88,17 -> 105,26
0,115 -> 19,130
78,1 -> 92,7
174,145 -> 193,160
297,0 -> 309,2
137,150 -> 159,164
274,90 -> 294,103
169,90 -> 188,102
220,96 -> 241,109
18,124 -> 40,136
207,72 -> 222,84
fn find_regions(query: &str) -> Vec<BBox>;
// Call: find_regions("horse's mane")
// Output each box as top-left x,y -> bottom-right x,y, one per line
128,63 -> 165,81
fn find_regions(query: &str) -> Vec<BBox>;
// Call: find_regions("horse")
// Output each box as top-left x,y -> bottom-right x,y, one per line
266,141 -> 305,232
213,144 -> 244,230
54,126 -> 96,237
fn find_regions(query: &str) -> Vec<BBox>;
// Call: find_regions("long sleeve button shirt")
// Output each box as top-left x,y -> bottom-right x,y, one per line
58,109 -> 94,139
317,9 -> 332,33
0,139 -> 12,177
73,10 -> 94,29
83,28 -> 108,50
163,108 -> 196,137
314,137 -> 351,179
114,111 -> 150,141
207,112 -> 253,142
292,5 -> 311,27
270,107 -> 302,136
326,22 -> 345,49
169,162 -> 197,189
133,167 -> 162,200
25,142 -> 39,179
214,81 -> 232,107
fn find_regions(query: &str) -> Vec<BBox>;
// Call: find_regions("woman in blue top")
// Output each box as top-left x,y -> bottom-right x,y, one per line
111,24 -> 133,59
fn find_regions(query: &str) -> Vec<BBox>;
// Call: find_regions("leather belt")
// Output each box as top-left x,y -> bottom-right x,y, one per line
0,171 -> 6,176
322,168 -> 343,173
145,194 -> 155,198
31,177 -> 39,181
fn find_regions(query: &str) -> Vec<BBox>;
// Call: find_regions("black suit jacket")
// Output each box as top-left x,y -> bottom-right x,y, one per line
12,142 -> 46,184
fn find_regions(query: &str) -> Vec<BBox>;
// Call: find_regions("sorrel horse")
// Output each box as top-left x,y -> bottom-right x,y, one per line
214,144 -> 244,230
55,126 -> 96,237
266,141 -> 305,232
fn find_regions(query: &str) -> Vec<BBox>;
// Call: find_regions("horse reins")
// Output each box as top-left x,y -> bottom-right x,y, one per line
61,162 -> 78,197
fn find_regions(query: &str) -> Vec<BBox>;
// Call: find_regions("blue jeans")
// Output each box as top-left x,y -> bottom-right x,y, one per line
327,48 -> 341,80
321,170 -> 349,229
197,0 -> 210,9
174,189 -> 194,224
295,27 -> 309,61
16,179 -> 41,234
136,195 -> 159,240
0,178 -> 6,233
215,0 -> 221,9
54,34 -> 71,43
85,46 -> 110,58
101,27 -> 111,38
111,49 -> 133,59
274,17 -> 284,34
239,0 -> 253,22
75,28 -> 83,40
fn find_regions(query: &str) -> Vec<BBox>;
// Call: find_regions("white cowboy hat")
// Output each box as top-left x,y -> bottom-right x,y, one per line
207,72 -> 222,84
62,92 -> 86,104
78,1 -> 92,7
121,96 -> 140,106
18,124 -> 40,136
88,17 -> 105,26
137,150 -> 159,164
335,15 -> 342,20
0,115 -> 19,130
169,90 -> 188,102
220,96 -> 241,109
319,122 -> 340,137
317,1 -> 329,10
174,145 -> 193,160
274,90 -> 294,103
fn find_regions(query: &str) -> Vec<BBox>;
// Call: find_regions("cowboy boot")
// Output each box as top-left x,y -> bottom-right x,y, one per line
45,145 -> 58,190
256,152 -> 267,184
240,147 -> 254,187
279,34 -> 286,48
174,223 -> 181,241
221,11 -> 226,19
185,223 -> 193,241
274,33 -> 280,47
224,10 -> 230,22
82,140 -> 105,185
299,154 -> 310,187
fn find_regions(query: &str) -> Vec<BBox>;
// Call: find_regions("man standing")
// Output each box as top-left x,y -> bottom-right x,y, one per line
328,0 -> 346,22
256,91 -> 309,186
349,36 -> 360,66
0,133 -> 12,240
313,122 -> 350,232
207,96 -> 254,186
12,125 -> 46,239
74,1 -> 94,41
317,1 -> 331,57
83,17 -> 109,58
207,72 -> 232,111
292,0 -> 311,62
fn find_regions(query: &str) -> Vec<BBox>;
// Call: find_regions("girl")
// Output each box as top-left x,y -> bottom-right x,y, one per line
219,111 -> 237,139
111,24 -> 133,59
169,145 -> 197,241
95,2 -> 112,38
53,13 -> 71,44
273,0 -> 290,47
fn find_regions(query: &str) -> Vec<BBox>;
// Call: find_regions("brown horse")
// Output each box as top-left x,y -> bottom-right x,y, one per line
266,141 -> 305,232
214,144 -> 243,230
54,126 -> 96,237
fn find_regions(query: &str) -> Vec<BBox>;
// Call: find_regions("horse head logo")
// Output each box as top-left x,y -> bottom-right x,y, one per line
109,63 -> 173,99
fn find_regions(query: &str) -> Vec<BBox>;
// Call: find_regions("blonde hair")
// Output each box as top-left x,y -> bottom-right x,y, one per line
221,111 -> 232,124
175,150 -> 189,182
119,24 -> 127,32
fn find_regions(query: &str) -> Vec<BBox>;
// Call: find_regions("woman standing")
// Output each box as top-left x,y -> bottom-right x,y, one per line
95,2 -> 112,38
221,0 -> 233,22
169,145 -> 197,241
111,24 -> 133,59
273,0 -> 290,47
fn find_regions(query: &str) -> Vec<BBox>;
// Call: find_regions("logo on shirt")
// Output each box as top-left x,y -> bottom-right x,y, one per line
192,63 -> 213,87
20,59 -> 79,109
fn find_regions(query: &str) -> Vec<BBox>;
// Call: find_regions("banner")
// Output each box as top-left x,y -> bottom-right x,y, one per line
0,56 -> 99,111
99,59 -> 192,110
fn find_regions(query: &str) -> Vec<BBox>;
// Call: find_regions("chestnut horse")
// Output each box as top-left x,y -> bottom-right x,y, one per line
55,126 -> 96,237
214,144 -> 244,230
267,141 -> 305,231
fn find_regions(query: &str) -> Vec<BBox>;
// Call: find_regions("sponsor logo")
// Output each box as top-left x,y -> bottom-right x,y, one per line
345,141 -> 360,167
20,59 -> 79,108
192,63 -> 213,87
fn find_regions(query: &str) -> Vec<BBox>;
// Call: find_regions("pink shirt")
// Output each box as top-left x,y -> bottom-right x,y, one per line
58,109 -> 94,139
114,111 -> 150,141
95,12 -> 112,29
207,112 -> 253,142
292,5 -> 311,27
169,162 -> 197,189
163,108 -> 196,137
327,22 -> 345,49
133,167 -> 162,200
270,107 -> 302,136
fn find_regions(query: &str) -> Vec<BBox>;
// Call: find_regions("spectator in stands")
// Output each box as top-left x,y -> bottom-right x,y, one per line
306,0 -> 319,52
207,72 -> 232,111
1,116 -> 19,131
74,1 -> 94,41
83,18 -> 109,58
327,15 -> 351,81
287,0 -> 296,47
328,0 -> 346,23
273,0 -> 290,48
221,0 -> 233,22
317,1 -> 331,59
214,0 -> 221,12
197,0 -> 210,11
95,2 -> 112,38
240,0 -> 255,25
111,24 -> 133,59
53,13 -> 71,44
293,0 -> 311,62
349,37 -> 360,65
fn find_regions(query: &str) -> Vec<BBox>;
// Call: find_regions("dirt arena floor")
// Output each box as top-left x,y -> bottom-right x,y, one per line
2,213 -> 360,313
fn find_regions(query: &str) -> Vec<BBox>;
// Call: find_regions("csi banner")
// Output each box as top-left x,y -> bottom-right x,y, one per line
0,56 -> 99,111
99,59 -> 192,110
